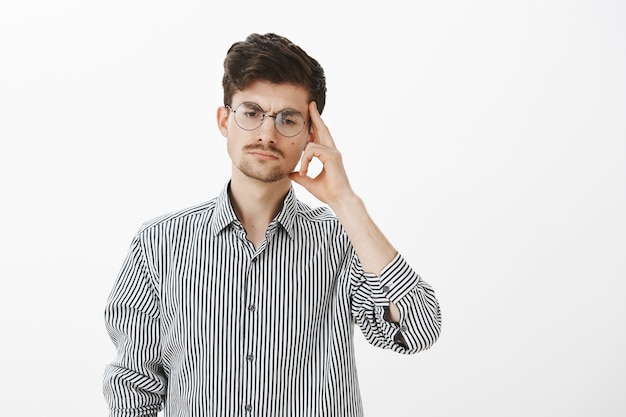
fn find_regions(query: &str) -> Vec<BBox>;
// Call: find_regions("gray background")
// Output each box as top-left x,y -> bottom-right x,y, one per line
1,1 -> 624,415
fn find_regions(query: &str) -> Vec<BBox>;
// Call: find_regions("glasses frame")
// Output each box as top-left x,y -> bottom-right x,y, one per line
226,102 -> 308,138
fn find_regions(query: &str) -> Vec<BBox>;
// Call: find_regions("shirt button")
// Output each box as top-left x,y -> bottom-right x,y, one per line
245,404 -> 252,412
248,304 -> 256,312
382,285 -> 390,293
246,354 -> 254,361
400,325 -> 408,332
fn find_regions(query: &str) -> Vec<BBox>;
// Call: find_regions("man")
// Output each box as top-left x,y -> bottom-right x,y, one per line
103,33 -> 441,417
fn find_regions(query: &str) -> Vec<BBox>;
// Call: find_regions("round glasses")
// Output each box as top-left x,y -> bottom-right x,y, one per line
226,102 -> 308,137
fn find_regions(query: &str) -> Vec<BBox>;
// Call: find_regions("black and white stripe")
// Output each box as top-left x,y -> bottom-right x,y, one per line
103,182 -> 441,417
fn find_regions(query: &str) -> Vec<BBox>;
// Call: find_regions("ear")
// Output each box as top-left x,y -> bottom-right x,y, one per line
300,129 -> 314,151
217,106 -> 229,137
307,127 -> 318,144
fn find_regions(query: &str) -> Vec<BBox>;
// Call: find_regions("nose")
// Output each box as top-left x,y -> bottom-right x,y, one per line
257,114 -> 278,141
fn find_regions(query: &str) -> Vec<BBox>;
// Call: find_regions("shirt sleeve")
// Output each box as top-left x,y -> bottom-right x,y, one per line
103,234 -> 166,417
350,252 -> 442,354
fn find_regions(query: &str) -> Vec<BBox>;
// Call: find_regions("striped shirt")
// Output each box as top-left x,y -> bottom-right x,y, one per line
103,182 -> 441,417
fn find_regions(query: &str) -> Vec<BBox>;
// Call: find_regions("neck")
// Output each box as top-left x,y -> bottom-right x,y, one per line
228,172 -> 291,242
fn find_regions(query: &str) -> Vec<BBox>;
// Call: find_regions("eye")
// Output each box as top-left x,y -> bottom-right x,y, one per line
240,103 -> 263,119
279,110 -> 303,126
282,117 -> 296,126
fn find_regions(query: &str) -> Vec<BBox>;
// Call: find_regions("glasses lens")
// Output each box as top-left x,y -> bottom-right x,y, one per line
275,109 -> 305,137
232,102 -> 306,137
234,102 -> 264,130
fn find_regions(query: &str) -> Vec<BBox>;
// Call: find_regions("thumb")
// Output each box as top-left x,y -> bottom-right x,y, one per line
289,172 -> 313,189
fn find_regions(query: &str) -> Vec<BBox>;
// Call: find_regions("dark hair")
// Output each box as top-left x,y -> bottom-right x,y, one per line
222,33 -> 327,114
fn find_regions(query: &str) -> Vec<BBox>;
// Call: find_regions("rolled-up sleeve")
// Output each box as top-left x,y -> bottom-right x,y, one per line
351,252 -> 442,354
103,234 -> 166,417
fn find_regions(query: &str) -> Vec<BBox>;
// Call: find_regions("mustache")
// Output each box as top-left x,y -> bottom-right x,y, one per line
243,144 -> 284,157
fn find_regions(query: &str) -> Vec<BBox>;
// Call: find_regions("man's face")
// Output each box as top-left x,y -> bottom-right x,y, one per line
217,81 -> 311,183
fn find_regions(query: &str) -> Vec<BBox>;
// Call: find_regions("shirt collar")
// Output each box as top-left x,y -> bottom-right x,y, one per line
210,181 -> 298,239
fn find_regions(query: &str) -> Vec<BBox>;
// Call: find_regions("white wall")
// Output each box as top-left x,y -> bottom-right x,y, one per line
1,1 -> 624,416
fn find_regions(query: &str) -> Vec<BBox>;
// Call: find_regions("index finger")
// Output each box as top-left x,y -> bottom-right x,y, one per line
309,101 -> 337,148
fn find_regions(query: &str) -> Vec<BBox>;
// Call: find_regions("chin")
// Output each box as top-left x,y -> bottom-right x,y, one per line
239,161 -> 295,184
243,169 -> 289,184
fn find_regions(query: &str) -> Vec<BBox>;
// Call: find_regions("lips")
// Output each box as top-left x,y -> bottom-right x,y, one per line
244,145 -> 283,159
247,149 -> 277,160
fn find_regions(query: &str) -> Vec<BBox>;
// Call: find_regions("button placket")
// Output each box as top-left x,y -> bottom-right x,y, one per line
242,253 -> 260,413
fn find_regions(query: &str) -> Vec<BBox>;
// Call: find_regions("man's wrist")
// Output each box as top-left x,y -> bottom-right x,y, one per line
328,192 -> 363,218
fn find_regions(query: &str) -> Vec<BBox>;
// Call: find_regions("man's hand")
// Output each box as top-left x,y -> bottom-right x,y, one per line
290,103 -> 400,321
289,101 -> 354,206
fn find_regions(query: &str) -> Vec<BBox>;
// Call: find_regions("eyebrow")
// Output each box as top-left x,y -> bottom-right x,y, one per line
279,108 -> 303,115
240,102 -> 304,115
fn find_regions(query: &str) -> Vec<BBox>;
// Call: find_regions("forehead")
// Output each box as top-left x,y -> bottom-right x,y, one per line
232,81 -> 310,113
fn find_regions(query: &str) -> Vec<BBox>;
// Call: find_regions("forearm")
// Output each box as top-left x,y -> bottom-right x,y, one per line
330,193 -> 395,274
330,193 -> 401,322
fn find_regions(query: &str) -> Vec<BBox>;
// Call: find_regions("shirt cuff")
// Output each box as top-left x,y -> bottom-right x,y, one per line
365,252 -> 422,305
